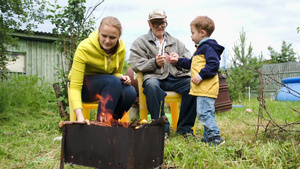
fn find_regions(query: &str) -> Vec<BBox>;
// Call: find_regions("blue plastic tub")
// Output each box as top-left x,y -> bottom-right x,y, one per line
276,77 -> 300,101
232,105 -> 244,108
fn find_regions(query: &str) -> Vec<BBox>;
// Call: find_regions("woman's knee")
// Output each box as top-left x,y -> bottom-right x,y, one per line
106,75 -> 121,84
124,85 -> 137,99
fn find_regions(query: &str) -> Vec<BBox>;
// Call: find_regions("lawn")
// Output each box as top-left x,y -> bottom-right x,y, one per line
0,76 -> 299,168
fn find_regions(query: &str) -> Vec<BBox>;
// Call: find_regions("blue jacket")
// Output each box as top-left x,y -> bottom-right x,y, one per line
177,39 -> 224,79
177,39 -> 224,98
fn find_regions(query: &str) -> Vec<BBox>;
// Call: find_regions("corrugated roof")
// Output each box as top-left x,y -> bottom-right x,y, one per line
12,29 -> 58,41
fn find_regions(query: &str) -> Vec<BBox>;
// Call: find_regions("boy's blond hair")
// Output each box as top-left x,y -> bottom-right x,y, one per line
190,16 -> 215,37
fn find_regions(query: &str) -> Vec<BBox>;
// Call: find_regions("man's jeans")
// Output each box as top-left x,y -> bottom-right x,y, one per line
143,74 -> 196,134
197,96 -> 220,141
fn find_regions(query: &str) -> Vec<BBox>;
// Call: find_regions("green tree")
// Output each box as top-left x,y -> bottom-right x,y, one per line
227,29 -> 263,100
268,41 -> 296,63
46,0 -> 104,118
47,0 -> 103,66
122,60 -> 130,74
0,0 -> 46,80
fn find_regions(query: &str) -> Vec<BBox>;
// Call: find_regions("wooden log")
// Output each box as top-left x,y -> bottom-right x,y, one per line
135,115 -> 169,129
59,120 -> 111,128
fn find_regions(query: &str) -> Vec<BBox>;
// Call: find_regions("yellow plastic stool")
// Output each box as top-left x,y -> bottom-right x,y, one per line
135,72 -> 195,134
68,83 -> 129,122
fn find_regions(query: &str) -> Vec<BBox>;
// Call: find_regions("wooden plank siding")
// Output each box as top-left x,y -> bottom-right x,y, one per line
247,62 -> 300,98
6,30 -> 69,84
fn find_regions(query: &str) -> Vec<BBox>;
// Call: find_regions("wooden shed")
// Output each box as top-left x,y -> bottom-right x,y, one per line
6,30 -> 69,83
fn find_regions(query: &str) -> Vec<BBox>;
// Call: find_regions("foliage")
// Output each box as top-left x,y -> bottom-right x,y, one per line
46,0 -> 104,117
46,0 -> 102,65
297,27 -> 300,33
122,60 -> 130,74
1,79 -> 299,168
53,66 -> 69,117
0,75 -> 56,118
0,0 -> 46,80
268,41 -> 296,63
227,29 -> 263,100
0,76 -> 61,168
164,98 -> 299,168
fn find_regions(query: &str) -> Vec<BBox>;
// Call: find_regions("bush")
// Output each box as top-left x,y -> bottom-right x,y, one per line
0,75 -> 57,122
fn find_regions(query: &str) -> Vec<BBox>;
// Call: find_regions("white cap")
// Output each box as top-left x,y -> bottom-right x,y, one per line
148,9 -> 167,21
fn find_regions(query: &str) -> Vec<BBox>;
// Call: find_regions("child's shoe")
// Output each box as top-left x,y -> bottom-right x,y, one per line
208,136 -> 225,147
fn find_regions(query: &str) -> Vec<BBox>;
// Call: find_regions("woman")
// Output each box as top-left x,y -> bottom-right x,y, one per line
69,16 -> 137,122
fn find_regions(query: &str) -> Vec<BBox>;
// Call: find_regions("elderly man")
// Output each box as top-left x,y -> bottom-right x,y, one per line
129,9 -> 197,139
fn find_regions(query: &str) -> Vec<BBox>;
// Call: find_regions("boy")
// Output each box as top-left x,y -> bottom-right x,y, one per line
168,16 -> 225,146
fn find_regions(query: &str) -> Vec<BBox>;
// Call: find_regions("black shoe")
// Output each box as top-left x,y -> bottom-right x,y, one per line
201,138 -> 208,143
208,136 -> 225,147
181,133 -> 199,140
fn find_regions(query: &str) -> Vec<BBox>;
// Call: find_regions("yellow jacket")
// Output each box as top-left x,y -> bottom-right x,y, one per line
68,30 -> 126,110
189,54 -> 219,98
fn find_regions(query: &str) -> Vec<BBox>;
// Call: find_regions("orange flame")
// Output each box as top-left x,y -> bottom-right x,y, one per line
95,94 -> 129,128
118,110 -> 130,127
96,94 -> 114,125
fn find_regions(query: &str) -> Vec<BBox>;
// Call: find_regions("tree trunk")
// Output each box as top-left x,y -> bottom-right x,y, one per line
53,83 -> 69,119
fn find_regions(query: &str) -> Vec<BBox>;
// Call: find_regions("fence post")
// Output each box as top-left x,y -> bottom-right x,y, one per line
249,86 -> 251,102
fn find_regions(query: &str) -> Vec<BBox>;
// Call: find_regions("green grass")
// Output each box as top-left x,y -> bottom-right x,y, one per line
165,99 -> 299,168
0,76 -> 62,168
0,76 -> 299,168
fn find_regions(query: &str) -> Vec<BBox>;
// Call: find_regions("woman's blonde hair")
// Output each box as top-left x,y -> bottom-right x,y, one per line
99,16 -> 122,36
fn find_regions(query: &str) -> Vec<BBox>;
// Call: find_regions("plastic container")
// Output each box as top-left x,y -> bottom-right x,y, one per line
232,105 -> 244,108
276,77 -> 300,101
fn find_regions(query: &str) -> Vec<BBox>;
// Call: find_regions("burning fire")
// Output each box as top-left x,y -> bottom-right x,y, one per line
90,94 -> 153,129
135,119 -> 148,129
96,94 -> 114,125
95,94 -> 129,128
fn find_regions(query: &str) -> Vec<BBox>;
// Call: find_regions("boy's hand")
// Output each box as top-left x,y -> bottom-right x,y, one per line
168,52 -> 179,63
192,75 -> 202,84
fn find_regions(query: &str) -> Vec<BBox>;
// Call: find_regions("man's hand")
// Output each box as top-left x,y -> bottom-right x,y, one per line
155,54 -> 166,67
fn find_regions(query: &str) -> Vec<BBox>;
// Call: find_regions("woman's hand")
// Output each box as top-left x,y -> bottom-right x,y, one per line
119,75 -> 131,85
75,108 -> 85,122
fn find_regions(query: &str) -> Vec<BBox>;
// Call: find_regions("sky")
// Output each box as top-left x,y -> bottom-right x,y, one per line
40,0 -> 300,66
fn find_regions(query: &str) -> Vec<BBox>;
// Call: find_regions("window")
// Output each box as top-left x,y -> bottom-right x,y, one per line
6,53 -> 25,73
